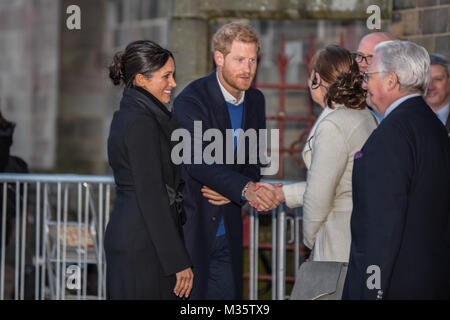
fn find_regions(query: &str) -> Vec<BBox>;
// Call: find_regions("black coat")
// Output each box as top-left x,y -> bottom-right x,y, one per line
446,111 -> 450,134
173,71 -> 265,299
343,96 -> 450,299
0,120 -> 28,249
105,86 -> 191,299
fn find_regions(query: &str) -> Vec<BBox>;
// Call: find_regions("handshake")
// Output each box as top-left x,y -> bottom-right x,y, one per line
201,182 -> 285,211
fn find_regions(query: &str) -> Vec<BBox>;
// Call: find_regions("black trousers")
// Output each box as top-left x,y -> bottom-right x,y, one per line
206,235 -> 236,299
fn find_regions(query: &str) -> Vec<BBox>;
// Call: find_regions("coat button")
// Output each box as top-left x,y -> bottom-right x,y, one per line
376,290 -> 383,300
211,216 -> 217,222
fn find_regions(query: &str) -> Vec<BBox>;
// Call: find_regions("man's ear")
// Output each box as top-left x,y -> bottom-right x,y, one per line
387,72 -> 398,91
214,51 -> 224,67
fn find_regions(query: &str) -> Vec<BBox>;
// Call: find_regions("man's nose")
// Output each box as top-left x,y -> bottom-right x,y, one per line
359,65 -> 367,74
243,61 -> 251,73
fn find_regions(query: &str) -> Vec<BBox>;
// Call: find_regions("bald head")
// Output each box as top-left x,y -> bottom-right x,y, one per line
357,32 -> 397,73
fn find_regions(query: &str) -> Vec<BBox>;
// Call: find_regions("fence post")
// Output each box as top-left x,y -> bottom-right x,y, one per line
276,207 -> 286,300
249,207 -> 255,300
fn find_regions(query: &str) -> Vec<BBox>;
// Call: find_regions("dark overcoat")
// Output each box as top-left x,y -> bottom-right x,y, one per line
173,71 -> 266,299
105,86 -> 191,299
343,96 -> 450,299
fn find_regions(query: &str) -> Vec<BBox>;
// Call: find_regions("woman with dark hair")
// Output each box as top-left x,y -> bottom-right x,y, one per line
105,40 -> 193,299
257,45 -> 378,262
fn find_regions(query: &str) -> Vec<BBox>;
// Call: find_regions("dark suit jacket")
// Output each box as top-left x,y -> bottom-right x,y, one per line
446,111 -> 450,134
343,96 -> 450,299
105,87 -> 191,299
173,71 -> 266,299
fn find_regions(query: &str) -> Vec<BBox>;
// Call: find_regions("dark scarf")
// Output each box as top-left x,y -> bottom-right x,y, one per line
132,85 -> 172,119
122,86 -> 177,140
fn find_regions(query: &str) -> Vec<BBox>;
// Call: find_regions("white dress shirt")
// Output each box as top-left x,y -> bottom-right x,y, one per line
435,103 -> 450,125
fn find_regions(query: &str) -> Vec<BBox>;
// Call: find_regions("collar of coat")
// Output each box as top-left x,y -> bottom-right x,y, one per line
122,86 -> 179,142
128,85 -> 172,118
306,103 -> 345,142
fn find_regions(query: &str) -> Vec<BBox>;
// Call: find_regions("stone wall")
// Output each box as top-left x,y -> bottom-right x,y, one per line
391,0 -> 450,57
57,0 -> 111,174
0,0 -> 59,170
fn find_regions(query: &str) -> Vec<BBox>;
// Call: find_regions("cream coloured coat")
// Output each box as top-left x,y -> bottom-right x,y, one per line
282,105 -> 378,262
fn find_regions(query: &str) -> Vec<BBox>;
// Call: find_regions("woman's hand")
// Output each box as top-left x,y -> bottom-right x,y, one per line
174,267 -> 194,298
201,186 -> 231,205
248,182 -> 284,211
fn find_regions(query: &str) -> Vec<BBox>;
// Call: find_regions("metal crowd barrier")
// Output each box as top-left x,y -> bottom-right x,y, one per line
247,180 -> 303,300
0,174 -> 303,300
0,174 -> 113,300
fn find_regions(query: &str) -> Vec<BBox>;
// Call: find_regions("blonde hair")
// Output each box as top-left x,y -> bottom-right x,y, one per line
211,22 -> 261,56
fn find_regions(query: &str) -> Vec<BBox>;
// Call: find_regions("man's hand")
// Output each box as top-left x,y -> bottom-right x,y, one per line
248,182 -> 284,211
174,267 -> 194,298
256,182 -> 285,202
201,186 -> 231,205
244,182 -> 283,211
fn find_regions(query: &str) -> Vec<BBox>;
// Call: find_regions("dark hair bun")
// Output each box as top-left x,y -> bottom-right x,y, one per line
108,40 -> 174,88
326,60 -> 366,109
109,51 -> 125,86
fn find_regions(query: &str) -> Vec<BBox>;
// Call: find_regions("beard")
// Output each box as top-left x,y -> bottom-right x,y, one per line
220,67 -> 255,92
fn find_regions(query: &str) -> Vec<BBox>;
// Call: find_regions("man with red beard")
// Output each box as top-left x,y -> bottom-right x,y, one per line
425,53 -> 450,134
174,23 -> 278,299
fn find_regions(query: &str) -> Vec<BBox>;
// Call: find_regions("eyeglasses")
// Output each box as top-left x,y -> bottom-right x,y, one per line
352,52 -> 373,65
362,71 -> 386,83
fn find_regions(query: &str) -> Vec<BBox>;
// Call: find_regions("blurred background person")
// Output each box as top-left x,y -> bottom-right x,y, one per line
0,111 -> 14,172
105,40 -> 193,299
425,53 -> 450,133
256,45 -> 378,262
0,111 -> 16,250
0,110 -> 29,250
353,32 -> 397,122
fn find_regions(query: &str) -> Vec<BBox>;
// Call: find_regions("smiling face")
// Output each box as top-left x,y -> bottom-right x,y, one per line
425,64 -> 450,111
215,40 -> 258,99
135,57 -> 176,103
